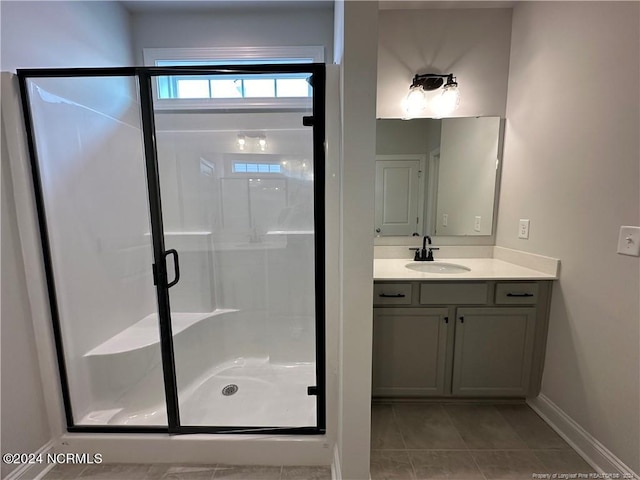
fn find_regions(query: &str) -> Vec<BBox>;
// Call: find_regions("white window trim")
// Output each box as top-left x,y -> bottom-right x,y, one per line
143,46 -> 324,65
143,46 -> 324,111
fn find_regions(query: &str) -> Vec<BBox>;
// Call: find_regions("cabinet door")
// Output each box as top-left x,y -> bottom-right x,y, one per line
452,307 -> 536,397
372,307 -> 449,396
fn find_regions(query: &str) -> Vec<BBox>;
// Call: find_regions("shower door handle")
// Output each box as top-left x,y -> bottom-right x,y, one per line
165,249 -> 180,288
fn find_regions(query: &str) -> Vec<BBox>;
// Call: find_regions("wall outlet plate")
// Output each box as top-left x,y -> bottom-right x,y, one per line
617,226 -> 640,256
442,213 -> 448,227
518,219 -> 530,239
474,216 -> 481,232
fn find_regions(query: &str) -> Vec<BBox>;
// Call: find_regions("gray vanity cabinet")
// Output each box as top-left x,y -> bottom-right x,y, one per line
372,307 -> 450,396
372,280 -> 551,398
451,307 -> 536,397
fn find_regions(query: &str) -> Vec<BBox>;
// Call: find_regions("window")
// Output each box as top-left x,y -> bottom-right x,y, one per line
144,47 -> 323,109
157,73 -> 312,100
233,162 -> 282,174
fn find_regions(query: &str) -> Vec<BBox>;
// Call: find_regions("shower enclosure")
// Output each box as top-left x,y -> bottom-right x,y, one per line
18,65 -> 325,434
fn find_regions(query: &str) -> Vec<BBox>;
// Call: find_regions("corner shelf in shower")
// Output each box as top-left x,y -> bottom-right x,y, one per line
84,309 -> 238,357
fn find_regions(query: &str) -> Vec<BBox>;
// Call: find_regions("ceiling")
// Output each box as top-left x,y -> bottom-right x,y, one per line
120,1 -> 333,13
379,1 -> 516,9
120,0 -> 515,14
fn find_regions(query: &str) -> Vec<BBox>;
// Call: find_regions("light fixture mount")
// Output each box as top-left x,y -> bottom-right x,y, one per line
404,73 -> 460,117
411,73 -> 457,91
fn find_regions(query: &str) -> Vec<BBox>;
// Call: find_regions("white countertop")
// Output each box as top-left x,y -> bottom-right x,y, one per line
374,258 -> 558,281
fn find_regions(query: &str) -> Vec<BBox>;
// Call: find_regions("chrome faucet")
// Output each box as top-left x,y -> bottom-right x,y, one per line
413,235 -> 439,261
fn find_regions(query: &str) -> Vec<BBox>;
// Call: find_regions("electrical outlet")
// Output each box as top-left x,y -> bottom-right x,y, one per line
474,216 -> 481,232
518,219 -> 530,239
617,226 -> 640,256
442,213 -> 448,227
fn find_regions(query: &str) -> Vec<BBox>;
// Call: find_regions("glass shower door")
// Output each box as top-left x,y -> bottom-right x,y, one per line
20,74 -> 168,428
149,66 -> 324,431
19,66 -> 325,434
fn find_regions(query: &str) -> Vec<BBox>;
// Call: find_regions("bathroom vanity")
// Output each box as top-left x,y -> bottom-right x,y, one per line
372,254 -> 558,399
371,116 -> 557,400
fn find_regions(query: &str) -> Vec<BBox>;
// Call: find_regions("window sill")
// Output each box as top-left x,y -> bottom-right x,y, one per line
153,97 -> 313,111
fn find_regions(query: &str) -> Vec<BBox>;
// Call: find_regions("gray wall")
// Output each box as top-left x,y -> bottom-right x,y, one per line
377,8 -> 512,118
0,1 -> 134,71
0,2 -> 135,476
1,106 -> 51,480
376,118 -> 441,156
131,6 -> 334,65
334,2 -> 378,478
436,117 -> 499,236
497,2 -> 640,472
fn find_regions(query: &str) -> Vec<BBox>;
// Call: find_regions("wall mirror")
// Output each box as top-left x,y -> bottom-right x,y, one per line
375,116 -> 503,238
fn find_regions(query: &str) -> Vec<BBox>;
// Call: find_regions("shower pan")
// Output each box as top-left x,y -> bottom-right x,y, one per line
18,64 -> 326,435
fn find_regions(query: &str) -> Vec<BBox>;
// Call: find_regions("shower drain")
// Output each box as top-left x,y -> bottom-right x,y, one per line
222,384 -> 239,396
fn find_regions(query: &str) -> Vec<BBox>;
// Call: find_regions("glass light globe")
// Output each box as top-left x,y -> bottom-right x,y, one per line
402,86 -> 427,117
432,84 -> 460,117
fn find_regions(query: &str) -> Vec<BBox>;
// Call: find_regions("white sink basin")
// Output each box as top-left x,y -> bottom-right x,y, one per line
405,262 -> 471,274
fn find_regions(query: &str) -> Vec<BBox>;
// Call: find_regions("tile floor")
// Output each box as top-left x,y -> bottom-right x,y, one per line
42,464 -> 331,480
370,402 -> 597,480
41,402 -> 595,480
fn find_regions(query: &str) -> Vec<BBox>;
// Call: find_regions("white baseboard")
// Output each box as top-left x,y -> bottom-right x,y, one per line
3,440 -> 56,480
331,444 -> 341,480
528,395 -> 639,479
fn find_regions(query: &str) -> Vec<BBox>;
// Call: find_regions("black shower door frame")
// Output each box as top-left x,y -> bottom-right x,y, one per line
17,64 -> 326,435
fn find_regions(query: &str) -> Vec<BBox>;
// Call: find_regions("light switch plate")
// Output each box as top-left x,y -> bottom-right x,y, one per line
442,213 -> 448,227
518,219 -> 530,239
617,226 -> 640,256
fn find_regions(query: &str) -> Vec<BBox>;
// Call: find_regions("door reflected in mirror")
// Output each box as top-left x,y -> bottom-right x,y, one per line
375,117 -> 502,237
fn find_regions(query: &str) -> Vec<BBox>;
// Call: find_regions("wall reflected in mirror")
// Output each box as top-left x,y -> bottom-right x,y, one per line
375,117 -> 502,237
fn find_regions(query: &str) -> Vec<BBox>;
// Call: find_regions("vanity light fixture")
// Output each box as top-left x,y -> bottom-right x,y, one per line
403,73 -> 460,117
236,134 -> 246,151
258,135 -> 267,152
236,133 -> 268,152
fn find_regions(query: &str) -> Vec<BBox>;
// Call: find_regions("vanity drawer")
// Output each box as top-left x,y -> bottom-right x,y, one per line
420,282 -> 488,305
374,283 -> 413,305
495,283 -> 539,304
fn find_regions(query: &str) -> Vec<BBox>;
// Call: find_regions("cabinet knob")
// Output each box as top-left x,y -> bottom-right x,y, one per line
444,316 -> 448,324
459,316 -> 464,323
